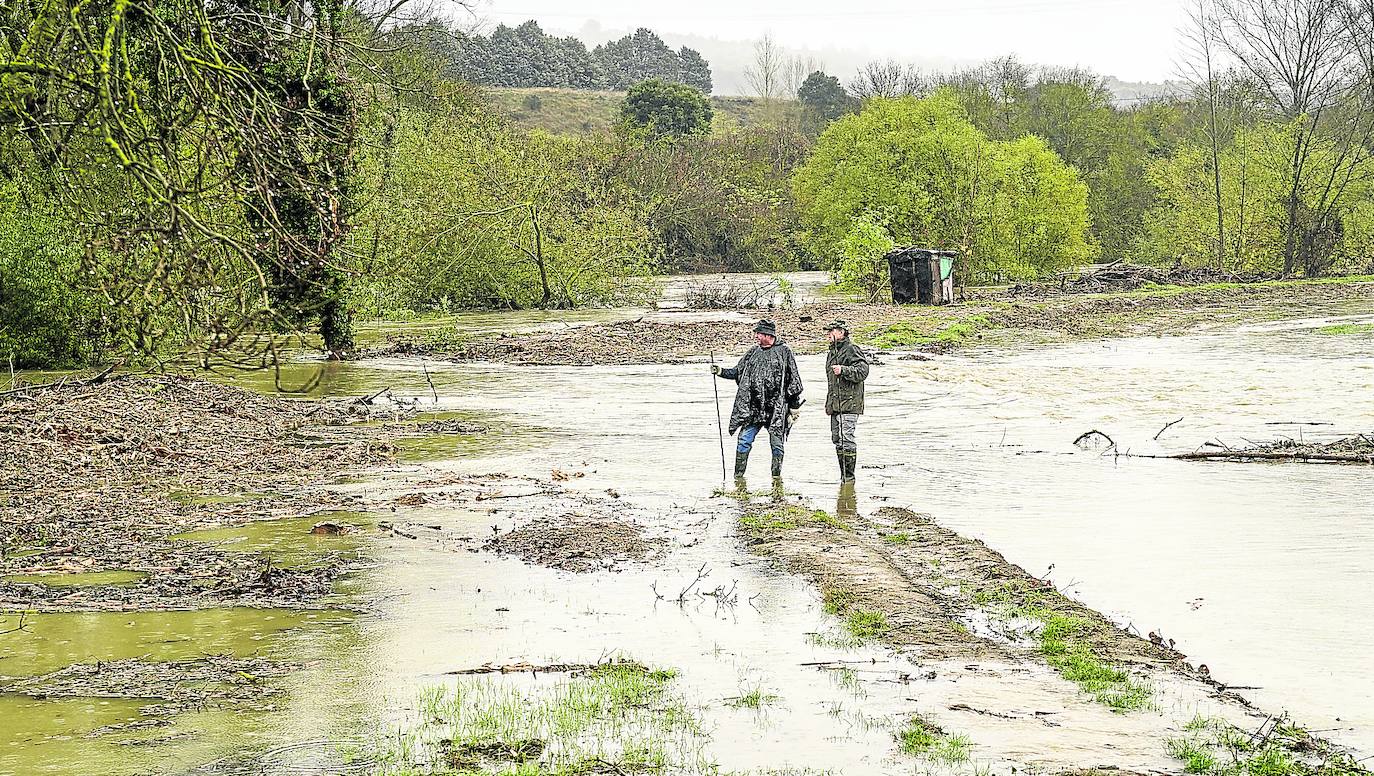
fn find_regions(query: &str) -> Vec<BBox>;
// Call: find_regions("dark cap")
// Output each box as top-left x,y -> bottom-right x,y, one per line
753,319 -> 777,337
825,319 -> 849,333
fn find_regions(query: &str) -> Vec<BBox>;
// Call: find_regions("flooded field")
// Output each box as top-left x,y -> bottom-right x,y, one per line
2,293 -> 1371,775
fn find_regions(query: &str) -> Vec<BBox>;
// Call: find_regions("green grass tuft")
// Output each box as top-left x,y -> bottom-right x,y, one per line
897,717 -> 972,763
1315,323 -> 1374,335
739,504 -> 850,534
1168,736 -> 1219,773
844,610 -> 890,641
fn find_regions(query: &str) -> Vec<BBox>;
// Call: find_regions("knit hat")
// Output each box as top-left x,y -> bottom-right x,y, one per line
825,319 -> 849,333
753,319 -> 778,337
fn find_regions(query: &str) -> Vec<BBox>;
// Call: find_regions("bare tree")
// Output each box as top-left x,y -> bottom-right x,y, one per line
783,54 -> 824,99
848,59 -> 929,100
1179,0 -> 1229,268
745,33 -> 784,100
1209,0 -> 1365,274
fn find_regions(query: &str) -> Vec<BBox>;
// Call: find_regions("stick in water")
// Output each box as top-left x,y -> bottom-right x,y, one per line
710,352 -> 727,484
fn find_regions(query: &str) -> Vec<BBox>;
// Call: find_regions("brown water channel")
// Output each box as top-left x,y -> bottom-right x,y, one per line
2,302 -> 1371,775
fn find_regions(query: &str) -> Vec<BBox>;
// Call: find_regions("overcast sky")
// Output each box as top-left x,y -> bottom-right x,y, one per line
473,0 -> 1191,84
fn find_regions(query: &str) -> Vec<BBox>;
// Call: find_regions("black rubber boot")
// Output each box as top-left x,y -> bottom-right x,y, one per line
770,452 -> 784,478
734,451 -> 749,478
835,448 -> 846,479
840,452 -> 857,482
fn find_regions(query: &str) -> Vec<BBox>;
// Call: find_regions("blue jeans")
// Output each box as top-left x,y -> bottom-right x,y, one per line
737,424 -> 785,456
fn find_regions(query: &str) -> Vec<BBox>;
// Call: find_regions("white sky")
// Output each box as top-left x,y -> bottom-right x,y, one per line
474,0 -> 1191,84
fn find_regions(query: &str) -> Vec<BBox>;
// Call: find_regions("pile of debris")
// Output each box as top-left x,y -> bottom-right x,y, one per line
484,514 -> 662,572
0,373 -> 396,608
1178,433 -> 1374,464
0,373 -> 393,496
1012,262 -> 1276,297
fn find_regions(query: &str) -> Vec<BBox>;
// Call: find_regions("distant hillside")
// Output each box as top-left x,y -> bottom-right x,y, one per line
485,88 -> 797,135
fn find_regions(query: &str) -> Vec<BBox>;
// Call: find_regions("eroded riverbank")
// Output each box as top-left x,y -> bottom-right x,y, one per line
378,277 -> 1373,366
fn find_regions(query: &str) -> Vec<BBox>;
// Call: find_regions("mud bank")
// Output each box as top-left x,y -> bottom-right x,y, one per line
731,494 -> 1369,776
376,278 -> 1373,366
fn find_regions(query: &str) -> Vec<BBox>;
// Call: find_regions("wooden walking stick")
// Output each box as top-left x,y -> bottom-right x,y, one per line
710,352 -> 727,484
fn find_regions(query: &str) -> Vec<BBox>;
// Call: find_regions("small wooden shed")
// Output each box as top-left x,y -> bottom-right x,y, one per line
885,247 -> 957,305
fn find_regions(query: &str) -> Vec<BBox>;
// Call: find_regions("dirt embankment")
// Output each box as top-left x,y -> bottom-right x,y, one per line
736,499 -> 1186,670
732,495 -> 1369,775
378,279 -> 1374,366
0,374 -> 398,611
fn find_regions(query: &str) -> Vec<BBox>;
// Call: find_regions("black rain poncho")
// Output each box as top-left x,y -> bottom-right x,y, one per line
718,340 -> 804,440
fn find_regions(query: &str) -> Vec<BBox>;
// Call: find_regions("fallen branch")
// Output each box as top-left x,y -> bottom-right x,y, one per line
1154,417 -> 1185,440
677,562 -> 709,603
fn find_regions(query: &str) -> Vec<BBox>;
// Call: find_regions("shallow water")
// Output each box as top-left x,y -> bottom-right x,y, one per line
374,309 -> 1374,755
5,300 -> 1372,773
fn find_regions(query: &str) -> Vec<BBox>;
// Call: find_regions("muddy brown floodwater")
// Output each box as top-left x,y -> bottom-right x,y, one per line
2,292 -> 1371,775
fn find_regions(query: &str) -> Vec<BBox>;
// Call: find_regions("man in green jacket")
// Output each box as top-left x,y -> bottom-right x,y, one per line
824,320 -> 869,481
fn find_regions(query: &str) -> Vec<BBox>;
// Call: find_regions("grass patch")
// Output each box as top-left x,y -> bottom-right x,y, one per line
379,659 -> 712,774
882,532 -> 911,544
897,717 -> 972,763
1168,736 -> 1219,773
968,582 -> 1155,712
844,610 -> 890,641
1315,323 -> 1374,335
739,504 -> 850,534
819,587 -> 891,643
865,314 -> 992,349
1032,610 -> 1154,712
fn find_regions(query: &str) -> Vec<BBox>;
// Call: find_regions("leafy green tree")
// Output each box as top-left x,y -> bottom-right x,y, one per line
0,179 -> 111,368
793,91 -> 1096,282
832,217 -> 896,301
679,47 -> 714,93
1138,118 -> 1374,275
595,29 -> 685,90
617,124 -> 813,272
619,79 -> 713,139
798,71 -> 856,127
351,101 -> 658,312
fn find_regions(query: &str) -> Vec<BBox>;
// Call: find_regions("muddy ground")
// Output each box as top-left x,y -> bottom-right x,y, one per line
0,374 -> 397,611
379,278 -> 1373,366
0,375 -> 669,733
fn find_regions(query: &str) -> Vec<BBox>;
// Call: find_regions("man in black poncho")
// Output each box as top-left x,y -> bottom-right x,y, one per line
710,319 -> 804,480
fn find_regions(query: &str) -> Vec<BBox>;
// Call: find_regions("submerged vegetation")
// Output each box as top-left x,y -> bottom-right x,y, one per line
1167,716 -> 1367,776
380,661 -> 711,775
897,716 -> 973,763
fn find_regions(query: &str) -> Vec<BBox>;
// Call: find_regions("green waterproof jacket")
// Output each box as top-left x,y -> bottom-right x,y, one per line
825,336 -> 869,415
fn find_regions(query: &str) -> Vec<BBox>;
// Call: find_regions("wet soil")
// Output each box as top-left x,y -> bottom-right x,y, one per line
733,495 -> 1366,773
484,515 -> 663,572
0,375 -> 397,611
738,499 -> 1186,669
378,279 -> 1373,365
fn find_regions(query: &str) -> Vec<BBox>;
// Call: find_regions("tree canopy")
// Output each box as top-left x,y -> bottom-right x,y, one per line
619,79 -> 714,139
446,22 -> 713,93
793,91 -> 1097,283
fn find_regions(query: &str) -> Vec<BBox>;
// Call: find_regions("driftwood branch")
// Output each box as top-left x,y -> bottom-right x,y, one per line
1154,417 -> 1185,440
